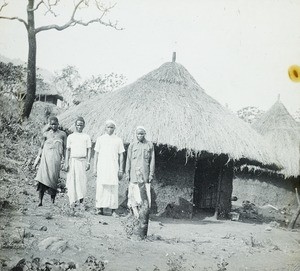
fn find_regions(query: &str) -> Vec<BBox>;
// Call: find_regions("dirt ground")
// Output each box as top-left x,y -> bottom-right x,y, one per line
0,100 -> 300,271
1,165 -> 300,271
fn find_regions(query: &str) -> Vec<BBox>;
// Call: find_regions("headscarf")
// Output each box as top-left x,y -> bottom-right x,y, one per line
136,126 -> 146,133
75,116 -> 85,124
105,119 -> 116,127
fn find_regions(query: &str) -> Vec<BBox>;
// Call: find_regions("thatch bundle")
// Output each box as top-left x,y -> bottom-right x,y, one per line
252,100 -> 300,178
58,61 -> 279,168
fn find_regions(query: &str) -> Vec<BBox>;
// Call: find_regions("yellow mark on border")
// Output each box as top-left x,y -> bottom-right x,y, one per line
288,65 -> 300,82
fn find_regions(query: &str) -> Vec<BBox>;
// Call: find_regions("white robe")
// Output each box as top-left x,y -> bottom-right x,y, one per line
66,158 -> 87,204
94,134 -> 125,208
66,132 -> 91,205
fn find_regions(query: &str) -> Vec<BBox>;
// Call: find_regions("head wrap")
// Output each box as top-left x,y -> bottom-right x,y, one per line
48,116 -> 58,123
75,116 -> 85,124
105,119 -> 116,127
136,126 -> 146,133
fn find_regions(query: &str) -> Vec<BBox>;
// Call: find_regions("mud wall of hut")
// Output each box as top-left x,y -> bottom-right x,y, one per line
153,152 -> 195,218
117,147 -> 195,218
35,95 -> 59,105
232,173 -> 300,211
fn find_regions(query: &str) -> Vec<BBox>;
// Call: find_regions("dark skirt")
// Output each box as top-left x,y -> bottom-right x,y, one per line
37,182 -> 57,196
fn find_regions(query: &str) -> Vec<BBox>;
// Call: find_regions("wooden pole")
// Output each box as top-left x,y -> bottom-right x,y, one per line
288,206 -> 300,230
172,52 -> 176,62
214,166 -> 223,219
132,182 -> 150,239
288,188 -> 300,230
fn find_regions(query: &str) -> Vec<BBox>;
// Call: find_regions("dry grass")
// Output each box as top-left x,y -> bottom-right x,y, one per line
58,61 -> 280,169
252,100 -> 300,178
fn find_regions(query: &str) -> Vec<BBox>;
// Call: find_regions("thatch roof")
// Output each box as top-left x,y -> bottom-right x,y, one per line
58,61 -> 280,169
252,100 -> 300,178
36,81 -> 63,100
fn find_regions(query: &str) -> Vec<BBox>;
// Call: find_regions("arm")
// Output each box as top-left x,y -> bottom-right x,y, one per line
86,147 -> 91,171
120,152 -> 125,172
93,151 -> 98,176
33,132 -> 46,169
149,144 -> 155,182
118,152 -> 124,179
125,144 -> 132,181
64,148 -> 71,172
61,132 -> 67,159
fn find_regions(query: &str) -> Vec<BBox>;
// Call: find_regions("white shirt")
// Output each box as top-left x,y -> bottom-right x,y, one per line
94,134 -> 125,185
67,132 -> 91,158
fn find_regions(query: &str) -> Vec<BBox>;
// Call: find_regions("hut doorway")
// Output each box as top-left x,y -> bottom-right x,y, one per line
193,154 -> 233,218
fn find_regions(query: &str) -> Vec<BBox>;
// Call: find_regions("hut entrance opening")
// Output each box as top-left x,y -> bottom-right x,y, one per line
193,154 -> 233,218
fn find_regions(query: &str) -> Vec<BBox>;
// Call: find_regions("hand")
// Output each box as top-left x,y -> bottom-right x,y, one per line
93,170 -> 97,177
118,171 -> 124,180
64,164 -> 69,172
85,163 -> 90,171
33,156 -> 40,170
149,176 -> 153,183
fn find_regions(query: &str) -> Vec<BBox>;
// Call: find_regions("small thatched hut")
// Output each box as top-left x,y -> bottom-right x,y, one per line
59,56 -> 280,218
252,99 -> 300,178
35,81 -> 63,106
233,99 -> 300,213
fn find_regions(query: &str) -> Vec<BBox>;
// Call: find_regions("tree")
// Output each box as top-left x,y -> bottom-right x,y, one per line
0,62 -> 27,118
74,72 -> 127,103
293,108 -> 300,123
0,0 -> 120,121
54,66 -> 127,105
0,61 -> 57,119
0,61 -> 26,99
236,106 -> 264,124
54,65 -> 81,106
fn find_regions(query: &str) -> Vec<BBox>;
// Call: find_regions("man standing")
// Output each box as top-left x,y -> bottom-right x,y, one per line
94,120 -> 125,217
125,126 -> 155,218
34,116 -> 67,206
64,117 -> 91,206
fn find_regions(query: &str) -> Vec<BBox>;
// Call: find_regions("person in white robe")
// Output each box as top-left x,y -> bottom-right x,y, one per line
93,120 -> 125,217
64,117 -> 91,206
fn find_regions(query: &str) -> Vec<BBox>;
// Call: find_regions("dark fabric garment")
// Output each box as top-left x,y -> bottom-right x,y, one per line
37,182 -> 57,196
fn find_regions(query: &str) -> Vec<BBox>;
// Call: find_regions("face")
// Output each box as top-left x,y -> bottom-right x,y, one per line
75,120 -> 85,133
105,123 -> 116,135
136,129 -> 146,142
49,120 -> 59,131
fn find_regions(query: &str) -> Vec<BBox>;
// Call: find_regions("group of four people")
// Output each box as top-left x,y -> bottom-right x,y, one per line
33,116 -> 155,218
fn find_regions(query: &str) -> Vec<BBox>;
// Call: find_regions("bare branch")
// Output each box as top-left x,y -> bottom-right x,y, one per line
35,21 -> 74,32
74,18 -> 122,29
44,0 -> 60,16
27,0 -> 43,12
35,0 -> 122,33
0,16 -> 28,28
27,0 -> 61,16
0,1 -> 8,12
71,0 -> 84,20
36,17 -> 121,33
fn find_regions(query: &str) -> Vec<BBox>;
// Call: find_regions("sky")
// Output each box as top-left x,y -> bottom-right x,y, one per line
0,0 -> 300,115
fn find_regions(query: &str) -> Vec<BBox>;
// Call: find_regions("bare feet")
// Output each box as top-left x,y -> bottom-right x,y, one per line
112,211 -> 119,218
95,208 -> 104,215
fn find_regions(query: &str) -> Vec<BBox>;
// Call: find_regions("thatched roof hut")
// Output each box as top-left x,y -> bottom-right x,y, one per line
59,60 -> 278,169
252,99 -> 300,178
35,81 -> 63,105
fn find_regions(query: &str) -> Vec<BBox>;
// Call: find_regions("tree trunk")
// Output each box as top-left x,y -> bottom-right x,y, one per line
133,182 -> 150,239
288,205 -> 300,230
22,0 -> 36,120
